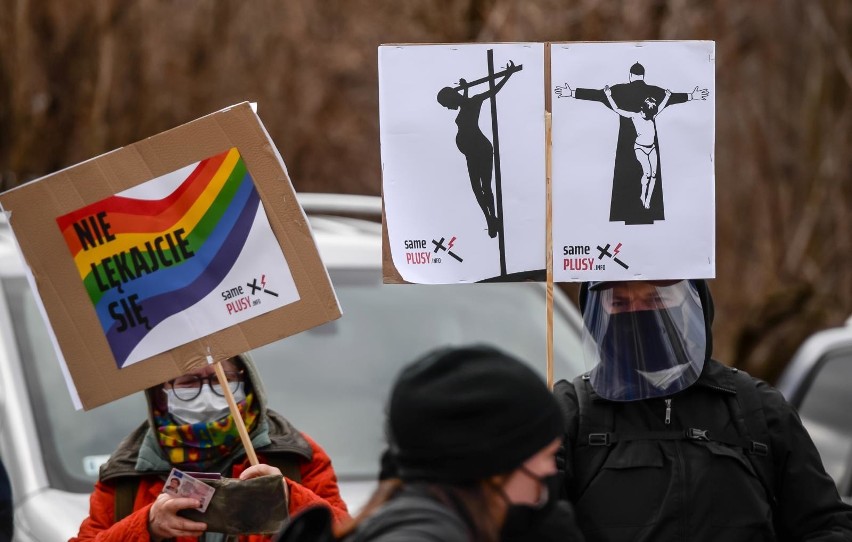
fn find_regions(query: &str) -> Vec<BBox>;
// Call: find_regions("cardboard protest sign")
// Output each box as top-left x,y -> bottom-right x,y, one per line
0,103 -> 341,410
551,41 -> 716,281
55,147 -> 301,369
380,43 -> 547,284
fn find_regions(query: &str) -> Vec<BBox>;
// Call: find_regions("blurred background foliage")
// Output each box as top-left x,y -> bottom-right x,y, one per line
0,0 -> 849,382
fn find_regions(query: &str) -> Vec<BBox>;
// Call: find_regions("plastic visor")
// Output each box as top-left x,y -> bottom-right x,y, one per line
581,281 -> 706,401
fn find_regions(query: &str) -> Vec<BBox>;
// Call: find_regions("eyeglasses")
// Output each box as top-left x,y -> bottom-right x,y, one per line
167,370 -> 244,401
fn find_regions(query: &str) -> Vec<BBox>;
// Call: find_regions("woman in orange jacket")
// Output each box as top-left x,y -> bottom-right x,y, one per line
71,354 -> 348,541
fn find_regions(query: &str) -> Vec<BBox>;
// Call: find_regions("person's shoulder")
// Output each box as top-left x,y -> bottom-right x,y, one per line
553,378 -> 579,401
351,490 -> 469,542
554,377 -> 578,389
552,378 -> 581,429
728,365 -> 787,402
267,409 -> 324,441
723,363 -> 796,419
294,431 -> 334,464
98,421 -> 150,481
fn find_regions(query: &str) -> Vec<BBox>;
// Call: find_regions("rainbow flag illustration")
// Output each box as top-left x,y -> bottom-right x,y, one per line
56,147 -> 283,368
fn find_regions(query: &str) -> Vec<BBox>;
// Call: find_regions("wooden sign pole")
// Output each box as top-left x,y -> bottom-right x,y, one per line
212,357 -> 259,466
546,112 -> 554,390
545,43 -> 554,390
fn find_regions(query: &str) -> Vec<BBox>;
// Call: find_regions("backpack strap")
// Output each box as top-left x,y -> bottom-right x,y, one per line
725,368 -> 777,505
574,374 -> 614,445
113,477 -> 141,523
587,428 -> 752,447
572,374 -> 615,497
571,371 -> 777,504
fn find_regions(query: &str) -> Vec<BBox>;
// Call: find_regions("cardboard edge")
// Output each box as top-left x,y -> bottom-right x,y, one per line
381,196 -> 408,285
0,102 -> 343,410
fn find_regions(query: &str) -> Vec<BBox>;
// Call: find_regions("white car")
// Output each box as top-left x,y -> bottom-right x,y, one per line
776,316 -> 852,502
0,193 -> 585,541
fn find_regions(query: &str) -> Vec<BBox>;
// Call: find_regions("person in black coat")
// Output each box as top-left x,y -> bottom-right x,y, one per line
278,346 -> 586,542
554,279 -> 852,541
0,458 -> 12,542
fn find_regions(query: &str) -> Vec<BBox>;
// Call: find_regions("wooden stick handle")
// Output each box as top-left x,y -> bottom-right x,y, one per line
545,111 -> 554,390
213,359 -> 259,466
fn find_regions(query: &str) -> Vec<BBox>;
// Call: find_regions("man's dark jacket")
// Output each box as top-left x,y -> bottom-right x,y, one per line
554,280 -> 852,541
0,459 -> 12,542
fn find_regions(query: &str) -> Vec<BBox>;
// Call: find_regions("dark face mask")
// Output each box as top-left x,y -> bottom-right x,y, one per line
596,307 -> 691,400
499,468 -> 558,541
601,308 -> 689,368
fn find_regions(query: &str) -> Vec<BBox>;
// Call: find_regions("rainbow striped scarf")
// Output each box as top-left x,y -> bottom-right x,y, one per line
154,392 -> 259,472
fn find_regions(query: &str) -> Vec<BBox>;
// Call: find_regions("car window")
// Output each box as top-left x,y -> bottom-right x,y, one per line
3,270 -> 584,491
4,278 -> 147,493
797,347 -> 852,494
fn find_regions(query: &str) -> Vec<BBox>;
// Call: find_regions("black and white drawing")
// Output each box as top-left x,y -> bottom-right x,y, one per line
380,44 -> 546,284
551,41 -> 716,282
555,62 -> 709,225
437,58 -> 520,240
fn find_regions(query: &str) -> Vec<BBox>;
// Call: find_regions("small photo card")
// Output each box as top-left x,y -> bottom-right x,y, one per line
164,468 -> 216,512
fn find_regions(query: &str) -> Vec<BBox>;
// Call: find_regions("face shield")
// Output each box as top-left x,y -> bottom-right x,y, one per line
581,280 -> 706,401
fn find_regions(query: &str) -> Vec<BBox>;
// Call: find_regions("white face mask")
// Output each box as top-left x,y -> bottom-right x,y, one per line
165,384 -> 246,425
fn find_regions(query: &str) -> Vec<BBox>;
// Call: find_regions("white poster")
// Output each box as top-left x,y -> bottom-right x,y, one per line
380,43 -> 546,283
56,147 -> 300,368
551,41 -> 715,281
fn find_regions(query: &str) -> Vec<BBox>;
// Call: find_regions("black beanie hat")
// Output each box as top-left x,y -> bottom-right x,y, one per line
388,345 -> 564,482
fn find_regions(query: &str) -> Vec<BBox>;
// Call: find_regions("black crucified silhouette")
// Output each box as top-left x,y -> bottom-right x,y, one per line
556,62 -> 709,225
437,50 -> 522,277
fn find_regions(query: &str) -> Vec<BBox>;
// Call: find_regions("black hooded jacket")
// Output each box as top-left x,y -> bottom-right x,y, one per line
554,280 -> 852,541
0,459 -> 11,542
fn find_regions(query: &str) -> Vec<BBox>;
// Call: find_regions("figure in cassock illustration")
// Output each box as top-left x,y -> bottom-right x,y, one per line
438,60 -> 518,238
556,62 -> 709,225
603,84 -> 671,210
